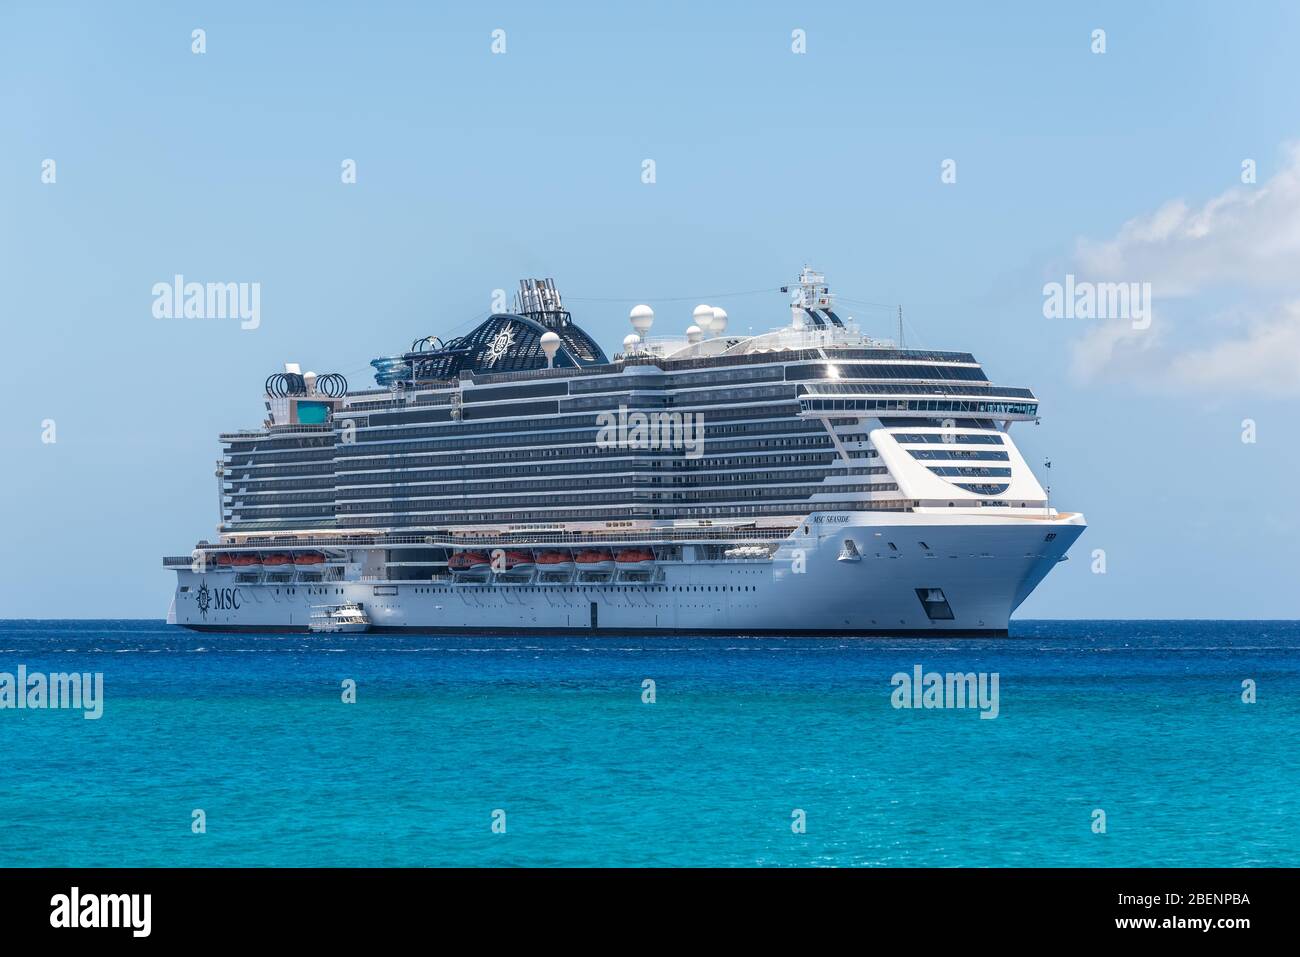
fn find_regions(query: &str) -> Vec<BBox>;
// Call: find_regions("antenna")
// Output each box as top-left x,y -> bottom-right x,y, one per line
897,306 -> 905,348
214,460 -> 226,530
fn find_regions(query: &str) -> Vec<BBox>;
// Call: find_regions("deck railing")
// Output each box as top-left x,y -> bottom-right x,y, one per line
163,525 -> 796,562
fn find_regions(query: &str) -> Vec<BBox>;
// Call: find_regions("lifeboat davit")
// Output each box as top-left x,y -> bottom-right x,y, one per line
615,547 -> 656,567
575,549 -> 615,572
536,550 -> 574,571
293,552 -> 325,566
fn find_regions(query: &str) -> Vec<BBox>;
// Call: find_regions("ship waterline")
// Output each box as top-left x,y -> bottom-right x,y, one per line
165,268 -> 1085,635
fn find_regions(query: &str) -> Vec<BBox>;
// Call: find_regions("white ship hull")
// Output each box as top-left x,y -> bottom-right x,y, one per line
171,512 -> 1084,636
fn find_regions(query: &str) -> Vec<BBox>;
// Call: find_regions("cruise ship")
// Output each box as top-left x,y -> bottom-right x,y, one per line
163,268 -> 1085,635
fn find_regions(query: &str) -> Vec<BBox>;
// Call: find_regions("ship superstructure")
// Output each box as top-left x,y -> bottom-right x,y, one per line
164,268 -> 1083,635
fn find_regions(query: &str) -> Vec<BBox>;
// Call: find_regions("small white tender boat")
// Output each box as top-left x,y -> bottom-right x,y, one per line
308,602 -> 370,634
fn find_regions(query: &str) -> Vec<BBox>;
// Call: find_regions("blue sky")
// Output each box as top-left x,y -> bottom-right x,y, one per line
2,1 -> 1298,618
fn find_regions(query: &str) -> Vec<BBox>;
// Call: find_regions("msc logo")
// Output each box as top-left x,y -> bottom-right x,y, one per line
195,583 -> 240,619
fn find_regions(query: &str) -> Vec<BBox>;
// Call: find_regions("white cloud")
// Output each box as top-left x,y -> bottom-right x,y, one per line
1067,143 -> 1300,394
1067,317 -> 1162,383
1162,301 -> 1300,395
1077,144 -> 1300,291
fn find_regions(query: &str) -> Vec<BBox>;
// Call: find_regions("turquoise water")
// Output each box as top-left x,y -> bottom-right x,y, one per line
0,620 -> 1296,867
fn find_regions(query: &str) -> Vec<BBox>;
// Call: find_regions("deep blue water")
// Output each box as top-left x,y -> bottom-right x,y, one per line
0,619 -> 1296,867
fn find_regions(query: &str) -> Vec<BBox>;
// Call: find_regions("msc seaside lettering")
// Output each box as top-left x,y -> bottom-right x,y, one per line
152,274 -> 260,329
891,665 -> 999,719
50,887 -> 151,937
0,666 -> 103,719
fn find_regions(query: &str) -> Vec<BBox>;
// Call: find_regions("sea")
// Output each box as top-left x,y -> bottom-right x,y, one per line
0,619 -> 1296,867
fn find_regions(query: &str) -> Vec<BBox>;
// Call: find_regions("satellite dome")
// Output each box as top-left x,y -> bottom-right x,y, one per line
710,307 -> 728,335
629,304 -> 654,335
692,304 -> 714,333
686,325 -> 702,344
539,330 -> 561,367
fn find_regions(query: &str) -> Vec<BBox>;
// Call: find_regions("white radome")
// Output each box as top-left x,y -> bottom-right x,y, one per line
692,304 -> 714,333
710,307 -> 728,335
686,325 -> 702,344
539,330 -> 561,366
629,304 -> 655,335
622,333 -> 640,353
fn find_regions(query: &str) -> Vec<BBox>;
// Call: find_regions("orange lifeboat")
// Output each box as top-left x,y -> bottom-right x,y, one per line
615,547 -> 655,567
575,548 -> 615,572
449,551 -> 490,571
263,553 -> 293,567
232,553 -> 261,569
536,550 -> 574,570
215,553 -> 235,568
500,550 -> 535,571
293,552 -> 325,566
